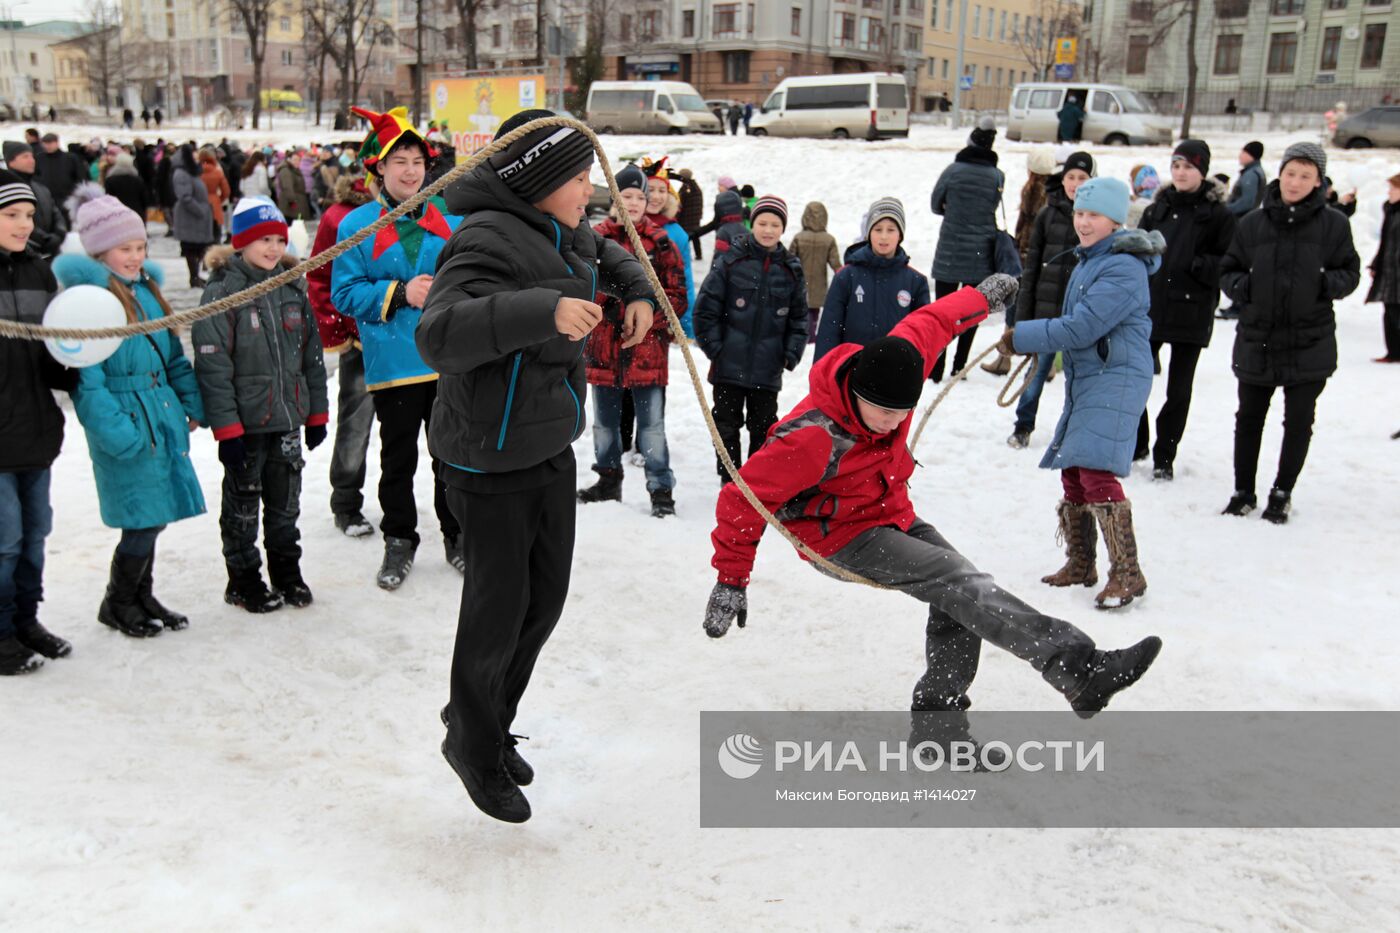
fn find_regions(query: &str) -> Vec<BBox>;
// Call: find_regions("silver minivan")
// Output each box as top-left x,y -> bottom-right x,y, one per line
1007,83 -> 1173,145
585,80 -> 723,135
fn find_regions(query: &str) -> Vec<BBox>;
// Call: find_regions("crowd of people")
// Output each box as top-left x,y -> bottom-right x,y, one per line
1,104 -> 1394,824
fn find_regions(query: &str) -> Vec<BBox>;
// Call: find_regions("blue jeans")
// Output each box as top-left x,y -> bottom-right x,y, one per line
1014,353 -> 1056,434
0,469 -> 53,638
591,385 -> 674,492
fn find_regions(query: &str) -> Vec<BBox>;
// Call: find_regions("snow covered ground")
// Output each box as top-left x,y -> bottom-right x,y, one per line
3,122 -> 1399,930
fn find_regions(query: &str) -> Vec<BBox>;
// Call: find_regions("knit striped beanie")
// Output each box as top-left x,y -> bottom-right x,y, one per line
230,197 -> 288,249
750,194 -> 788,229
0,168 -> 36,210
864,196 -> 906,240
491,109 -> 595,205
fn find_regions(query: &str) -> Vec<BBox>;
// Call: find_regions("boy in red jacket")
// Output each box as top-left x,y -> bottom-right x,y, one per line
704,274 -> 1162,717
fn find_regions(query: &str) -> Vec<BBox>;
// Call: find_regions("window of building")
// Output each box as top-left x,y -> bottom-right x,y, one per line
837,11 -> 856,43
1127,34 -> 1149,73
279,16 -> 290,30
944,2 -> 953,29
1325,0 -> 1347,8
995,66 -> 1003,85
893,0 -> 901,12
281,49 -> 293,65
930,0 -> 939,26
972,4 -> 980,36
512,18 -> 531,47
620,13 -> 632,41
1319,25 -> 1341,70
983,64 -> 990,84
941,58 -> 949,77
905,26 -> 922,50
1214,33 -> 1242,73
908,0 -> 924,12
640,10 -> 659,40
1012,12 -> 1020,37
792,7 -> 802,35
1216,0 -> 1250,15
492,24 -> 501,47
1270,0 -> 1304,12
1129,0 -> 1154,21
722,49 -> 750,83
747,3 -> 755,33
1365,0 -> 1387,6
999,10 -> 1006,39
1362,23 -> 1387,66
1266,31 -> 1297,72
243,45 -> 251,62
928,56 -> 937,76
714,3 -> 738,36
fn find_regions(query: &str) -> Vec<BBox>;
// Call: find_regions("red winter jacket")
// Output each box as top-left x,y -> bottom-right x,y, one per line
710,286 -> 988,586
585,215 -> 688,388
307,198 -> 363,352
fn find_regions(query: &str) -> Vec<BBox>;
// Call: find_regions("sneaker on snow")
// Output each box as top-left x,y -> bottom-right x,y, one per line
334,511 -> 375,538
1152,464 -> 1174,482
445,535 -> 465,575
441,740 -> 531,823
439,706 -> 535,786
15,620 -> 71,659
1222,491 -> 1257,516
1261,488 -> 1291,525
377,537 -> 416,590
1006,430 -> 1030,449
1067,636 -> 1163,719
0,634 -> 44,675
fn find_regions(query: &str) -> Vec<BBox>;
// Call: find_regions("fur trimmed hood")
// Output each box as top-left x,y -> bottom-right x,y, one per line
52,251 -> 165,290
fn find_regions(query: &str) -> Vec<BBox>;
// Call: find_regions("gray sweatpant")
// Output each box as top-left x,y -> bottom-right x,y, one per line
826,519 -> 1095,708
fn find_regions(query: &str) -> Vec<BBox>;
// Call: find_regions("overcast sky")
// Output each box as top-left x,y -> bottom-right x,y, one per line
19,0 -> 90,26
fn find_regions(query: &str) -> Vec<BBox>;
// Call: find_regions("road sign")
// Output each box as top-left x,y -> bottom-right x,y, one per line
1054,63 -> 1075,80
958,75 -> 974,90
1055,37 -> 1077,65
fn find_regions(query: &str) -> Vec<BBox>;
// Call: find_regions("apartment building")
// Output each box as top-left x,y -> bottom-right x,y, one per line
918,0 -> 1060,112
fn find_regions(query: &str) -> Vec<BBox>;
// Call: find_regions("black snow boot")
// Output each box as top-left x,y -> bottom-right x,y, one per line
377,536 -> 416,591
224,567 -> 285,614
0,634 -> 44,675
15,620 -> 72,659
577,468 -> 623,503
138,550 -> 188,630
1065,636 -> 1163,719
334,510 -> 374,538
649,488 -> 675,518
268,556 -> 313,608
1261,488 -> 1291,525
441,740 -> 532,823
98,553 -> 162,637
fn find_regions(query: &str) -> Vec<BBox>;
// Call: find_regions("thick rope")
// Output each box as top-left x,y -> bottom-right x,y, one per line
996,353 -> 1034,408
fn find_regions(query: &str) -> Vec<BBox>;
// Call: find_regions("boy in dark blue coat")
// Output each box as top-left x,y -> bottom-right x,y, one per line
814,197 -> 930,361
694,195 -> 807,478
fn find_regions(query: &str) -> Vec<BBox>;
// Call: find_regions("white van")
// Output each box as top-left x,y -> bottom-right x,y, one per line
749,73 -> 910,140
585,81 -> 723,135
1007,83 -> 1173,145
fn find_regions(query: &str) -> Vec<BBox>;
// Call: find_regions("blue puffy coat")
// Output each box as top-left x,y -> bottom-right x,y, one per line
1012,228 -> 1165,477
694,234 -> 808,392
53,254 -> 206,529
658,217 -> 696,337
814,243 -> 931,361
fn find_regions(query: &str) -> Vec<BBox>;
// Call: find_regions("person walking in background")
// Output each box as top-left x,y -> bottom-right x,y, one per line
170,144 -> 214,287
790,201 -> 841,344
694,174 -> 738,253
1057,95 -> 1085,143
984,146 -> 1056,375
198,148 -> 231,243
727,103 -> 742,136
742,101 -> 754,134
240,151 -> 272,200
1365,172 -> 1400,363
1218,142 -> 1266,321
674,167 -> 705,261
103,151 -> 148,222
276,150 -> 312,221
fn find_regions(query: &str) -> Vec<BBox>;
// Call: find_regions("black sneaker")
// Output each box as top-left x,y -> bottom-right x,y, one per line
649,488 -> 676,518
0,634 -> 44,675
377,537 -> 416,591
334,510 -> 375,538
15,620 -> 72,659
1068,636 -> 1163,719
441,740 -> 531,823
1222,491 -> 1257,516
224,570 -> 285,614
1152,464 -> 1174,481
1261,488 -> 1291,525
440,707 -> 535,786
1006,429 -> 1030,449
445,535 -> 465,575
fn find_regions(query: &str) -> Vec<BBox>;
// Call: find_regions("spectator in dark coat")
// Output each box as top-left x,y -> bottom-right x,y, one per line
170,144 -> 214,287
33,133 -> 83,217
1219,143 -> 1360,523
694,174 -> 738,249
727,104 -> 742,135
929,116 -> 1004,380
711,189 -> 749,254
1057,95 -> 1085,143
1226,142 -> 1266,218
674,168 -> 705,259
1134,140 -> 1236,477
1364,172 -> 1400,363
2,141 -> 66,259
103,152 -> 148,221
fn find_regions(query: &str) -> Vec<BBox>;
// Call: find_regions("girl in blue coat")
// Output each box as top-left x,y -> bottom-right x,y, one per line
814,196 -> 930,361
998,178 -> 1164,610
54,194 -> 205,638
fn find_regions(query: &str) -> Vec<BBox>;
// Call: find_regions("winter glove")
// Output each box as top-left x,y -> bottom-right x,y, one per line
704,582 -> 748,638
976,273 -> 1020,318
304,424 -> 327,450
218,437 -> 247,468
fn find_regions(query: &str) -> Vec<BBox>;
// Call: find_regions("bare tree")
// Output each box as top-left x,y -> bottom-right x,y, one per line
222,0 -> 274,128
301,0 -> 340,125
328,0 -> 387,112
1013,0 -> 1081,82
449,0 -> 489,70
76,0 -> 124,116
1135,0 -> 1201,136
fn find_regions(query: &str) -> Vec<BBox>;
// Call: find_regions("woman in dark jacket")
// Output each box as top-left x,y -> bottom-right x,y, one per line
1364,172 -> 1400,362
1134,140 -> 1236,478
103,152 -> 148,220
1007,151 -> 1094,448
929,117 -> 1004,381
169,144 -> 213,287
1219,143 -> 1360,524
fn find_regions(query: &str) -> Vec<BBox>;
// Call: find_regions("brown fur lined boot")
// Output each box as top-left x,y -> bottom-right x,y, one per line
1042,499 -> 1098,588
1090,500 -> 1147,609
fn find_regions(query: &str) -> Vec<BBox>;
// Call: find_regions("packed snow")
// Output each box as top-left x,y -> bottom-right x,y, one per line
3,121 -> 1399,930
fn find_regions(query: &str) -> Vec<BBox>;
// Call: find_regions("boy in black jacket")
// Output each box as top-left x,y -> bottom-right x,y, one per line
418,110 -> 655,824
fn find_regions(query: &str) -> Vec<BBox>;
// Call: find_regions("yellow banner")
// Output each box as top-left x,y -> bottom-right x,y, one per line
429,75 -> 547,161
1054,37 -> 1077,65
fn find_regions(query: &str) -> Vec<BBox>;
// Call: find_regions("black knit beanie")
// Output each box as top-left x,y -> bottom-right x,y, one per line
1172,138 -> 1211,176
1243,140 -> 1264,161
969,116 -> 997,150
491,108 -> 595,204
850,336 -> 925,411
1063,150 -> 1095,177
615,163 -> 646,193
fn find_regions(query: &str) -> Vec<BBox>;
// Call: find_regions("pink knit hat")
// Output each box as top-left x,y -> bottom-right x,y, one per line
75,194 -> 147,256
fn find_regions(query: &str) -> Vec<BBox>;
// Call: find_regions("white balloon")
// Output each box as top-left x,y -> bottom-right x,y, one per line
43,284 -> 127,368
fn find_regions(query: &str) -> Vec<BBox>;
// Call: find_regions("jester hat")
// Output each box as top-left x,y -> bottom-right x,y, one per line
352,106 -> 435,171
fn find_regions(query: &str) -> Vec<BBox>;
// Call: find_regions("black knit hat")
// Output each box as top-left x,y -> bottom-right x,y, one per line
850,336 -> 925,411
0,168 -> 37,210
491,108 -> 595,204
1172,138 -> 1211,175
1243,140 -> 1264,161
969,116 -> 997,150
1063,150 -> 1095,177
615,163 -> 646,193
2,141 -> 32,164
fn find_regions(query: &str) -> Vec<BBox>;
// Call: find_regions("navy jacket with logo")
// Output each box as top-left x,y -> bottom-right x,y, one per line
694,234 -> 808,392
814,242 -> 931,361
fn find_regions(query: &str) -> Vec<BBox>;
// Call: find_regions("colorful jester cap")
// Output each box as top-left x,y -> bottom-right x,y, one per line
351,106 -> 435,169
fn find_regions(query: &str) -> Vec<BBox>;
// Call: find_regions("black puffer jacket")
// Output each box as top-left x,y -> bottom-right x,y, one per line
694,234 -> 807,392
1366,198 -> 1400,304
0,247 -> 74,471
1220,182 -> 1361,387
1138,177 -> 1236,346
1014,183 -> 1078,324
930,145 -> 1004,285
418,162 -> 653,474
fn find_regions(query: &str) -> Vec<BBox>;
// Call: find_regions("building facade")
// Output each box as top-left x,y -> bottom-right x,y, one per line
1085,0 -> 1400,114
917,0 -> 1059,112
0,20 -> 88,111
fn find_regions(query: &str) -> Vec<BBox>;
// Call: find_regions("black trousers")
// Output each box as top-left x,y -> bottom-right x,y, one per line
712,383 -> 779,478
444,470 -> 575,769
1136,340 -> 1203,469
371,381 -> 458,546
931,279 -> 979,382
1233,379 -> 1327,495
1384,303 -> 1400,360
220,430 -> 303,573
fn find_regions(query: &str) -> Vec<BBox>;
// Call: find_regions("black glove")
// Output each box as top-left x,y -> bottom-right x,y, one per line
704,582 -> 748,638
304,424 -> 327,450
218,436 -> 247,468
976,273 -> 1020,317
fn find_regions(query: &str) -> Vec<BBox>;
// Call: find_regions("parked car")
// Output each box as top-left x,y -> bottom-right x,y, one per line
1007,82 -> 1173,145
585,80 -> 723,135
748,73 -> 910,140
1334,106 -> 1400,148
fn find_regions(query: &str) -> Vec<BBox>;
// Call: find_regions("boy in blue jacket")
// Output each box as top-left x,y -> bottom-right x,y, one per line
814,196 -> 930,361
